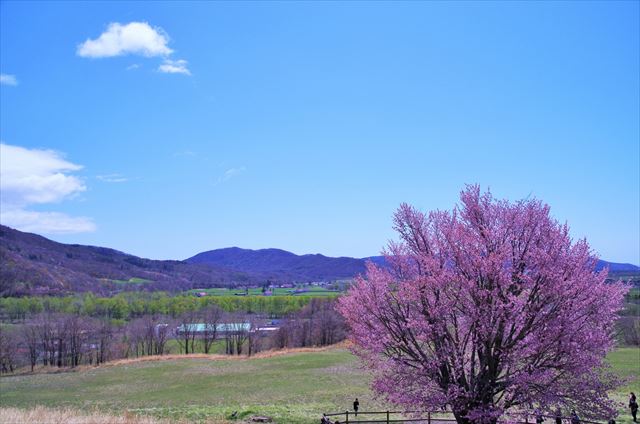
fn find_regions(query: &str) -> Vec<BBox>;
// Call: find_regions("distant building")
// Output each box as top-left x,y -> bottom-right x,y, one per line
255,326 -> 278,333
175,322 -> 281,338
176,323 -> 251,336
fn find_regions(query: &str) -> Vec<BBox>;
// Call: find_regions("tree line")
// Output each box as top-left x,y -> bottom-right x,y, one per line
0,298 -> 345,373
0,292 -> 315,322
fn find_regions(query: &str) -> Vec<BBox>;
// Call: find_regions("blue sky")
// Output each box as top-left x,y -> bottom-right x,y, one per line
1,1 -> 638,263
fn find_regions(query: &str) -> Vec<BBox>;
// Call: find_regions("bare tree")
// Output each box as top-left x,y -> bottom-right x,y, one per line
176,310 -> 198,354
273,323 -> 290,349
141,315 -> 156,356
127,316 -> 154,357
314,300 -> 344,346
125,318 -> 144,358
52,314 -> 68,367
65,314 -> 86,368
126,315 -> 172,358
0,327 -> 18,373
22,324 -> 39,372
200,305 -> 222,354
95,319 -> 113,365
153,318 -> 171,355
37,313 -> 56,367
617,316 -> 640,346
269,299 -> 345,349
224,314 -> 249,355
246,316 -> 268,357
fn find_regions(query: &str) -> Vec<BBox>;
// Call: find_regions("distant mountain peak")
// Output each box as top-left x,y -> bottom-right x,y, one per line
186,247 -> 366,281
595,260 -> 640,272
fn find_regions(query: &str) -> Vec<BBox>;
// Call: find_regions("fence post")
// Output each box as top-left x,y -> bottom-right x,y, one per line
525,414 -> 529,424
428,411 -> 431,424
346,410 -> 349,424
386,410 -> 390,424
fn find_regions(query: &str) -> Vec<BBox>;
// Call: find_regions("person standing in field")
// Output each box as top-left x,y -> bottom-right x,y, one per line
353,398 -> 359,416
630,392 -> 638,422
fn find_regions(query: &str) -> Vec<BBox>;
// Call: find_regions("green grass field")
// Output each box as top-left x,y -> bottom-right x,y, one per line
109,277 -> 153,285
607,347 -> 640,419
1,348 -> 638,424
187,286 -> 340,297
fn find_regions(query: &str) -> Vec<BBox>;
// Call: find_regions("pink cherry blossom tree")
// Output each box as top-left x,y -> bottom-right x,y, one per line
338,186 -> 628,424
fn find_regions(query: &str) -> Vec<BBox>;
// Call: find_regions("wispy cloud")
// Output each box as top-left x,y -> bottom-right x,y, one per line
174,150 -> 197,157
0,143 -> 96,234
216,167 -> 246,185
96,173 -> 128,183
158,59 -> 191,75
0,74 -> 18,86
126,64 -> 141,71
77,22 -> 172,58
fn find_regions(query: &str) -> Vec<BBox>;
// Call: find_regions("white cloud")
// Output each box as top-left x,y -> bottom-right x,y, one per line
77,22 -> 173,58
0,74 -> 18,86
0,143 -> 96,234
97,173 -> 128,183
0,210 -> 96,234
126,64 -> 141,70
0,144 -> 85,205
216,167 -> 246,185
158,59 -> 191,75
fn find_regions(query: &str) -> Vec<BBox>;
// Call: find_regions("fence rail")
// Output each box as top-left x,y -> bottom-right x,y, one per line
321,410 -> 605,424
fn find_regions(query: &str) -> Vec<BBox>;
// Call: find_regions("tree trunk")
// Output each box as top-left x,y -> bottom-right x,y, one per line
453,409 -> 498,424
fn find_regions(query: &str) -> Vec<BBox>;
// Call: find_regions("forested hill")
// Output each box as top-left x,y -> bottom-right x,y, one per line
0,225 -> 254,297
186,247 -> 367,282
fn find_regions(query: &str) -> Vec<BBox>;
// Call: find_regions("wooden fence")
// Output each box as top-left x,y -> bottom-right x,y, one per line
321,410 -> 605,424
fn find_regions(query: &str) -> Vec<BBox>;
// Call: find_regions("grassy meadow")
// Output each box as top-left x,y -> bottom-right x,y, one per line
0,348 -> 376,424
1,347 -> 638,424
607,347 -> 640,416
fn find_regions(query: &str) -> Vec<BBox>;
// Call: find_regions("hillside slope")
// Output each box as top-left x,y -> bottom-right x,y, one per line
0,226 -> 253,296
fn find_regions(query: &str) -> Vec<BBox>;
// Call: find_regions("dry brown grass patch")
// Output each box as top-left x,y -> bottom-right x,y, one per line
101,341 -> 349,368
0,342 -> 352,376
0,406 -> 163,424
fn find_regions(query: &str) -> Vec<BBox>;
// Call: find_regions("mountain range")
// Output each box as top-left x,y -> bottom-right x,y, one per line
1,224 -> 638,296
186,248 -> 639,275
